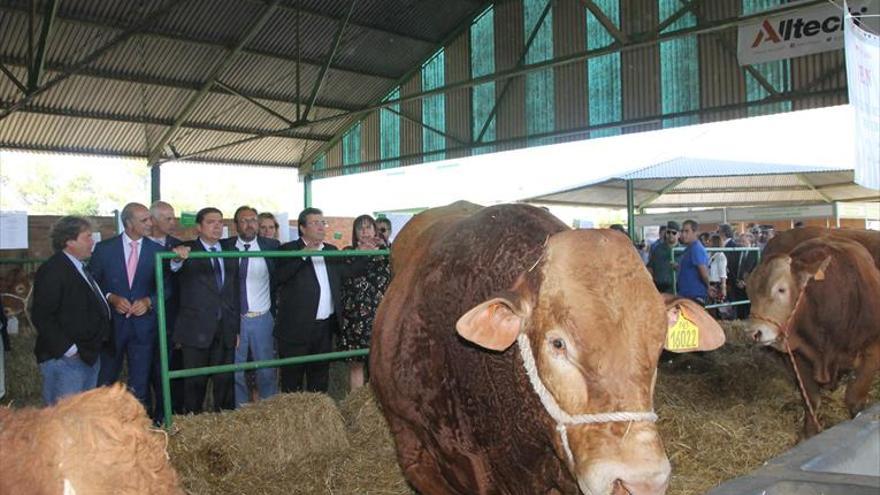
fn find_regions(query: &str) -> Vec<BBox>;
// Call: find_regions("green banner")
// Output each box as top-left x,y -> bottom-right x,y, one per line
180,211 -> 197,227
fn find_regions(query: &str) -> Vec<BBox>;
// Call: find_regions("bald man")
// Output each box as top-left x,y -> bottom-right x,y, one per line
90,202 -> 165,406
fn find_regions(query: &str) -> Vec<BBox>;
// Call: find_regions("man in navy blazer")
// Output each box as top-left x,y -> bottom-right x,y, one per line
171,207 -> 240,413
90,202 -> 164,406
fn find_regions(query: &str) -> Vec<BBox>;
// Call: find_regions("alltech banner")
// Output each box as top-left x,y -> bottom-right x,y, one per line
738,0 -> 877,65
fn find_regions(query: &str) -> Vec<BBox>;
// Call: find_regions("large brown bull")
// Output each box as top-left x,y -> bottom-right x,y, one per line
371,203 -> 723,495
746,237 -> 880,436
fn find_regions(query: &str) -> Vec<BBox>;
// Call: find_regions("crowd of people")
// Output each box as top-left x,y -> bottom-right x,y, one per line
29,201 -> 391,423
646,219 -> 762,319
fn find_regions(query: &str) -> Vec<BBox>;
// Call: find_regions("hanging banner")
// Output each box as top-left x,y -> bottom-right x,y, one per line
845,4 -> 880,190
738,0 -> 877,65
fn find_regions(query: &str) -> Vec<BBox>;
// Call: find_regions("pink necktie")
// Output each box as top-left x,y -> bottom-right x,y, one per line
127,240 -> 139,288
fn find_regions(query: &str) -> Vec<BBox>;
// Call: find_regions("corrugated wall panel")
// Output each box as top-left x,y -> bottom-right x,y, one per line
699,0 -> 746,123
791,51 -> 847,111
495,0 -> 526,151
401,76 -> 422,166
445,33 -> 471,159
553,0 -> 587,140
621,0 -> 660,134
327,142 -> 342,169
363,111 -> 380,164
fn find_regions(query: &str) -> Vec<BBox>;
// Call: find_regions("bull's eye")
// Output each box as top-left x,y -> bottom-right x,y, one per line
550,338 -> 566,352
777,287 -> 786,294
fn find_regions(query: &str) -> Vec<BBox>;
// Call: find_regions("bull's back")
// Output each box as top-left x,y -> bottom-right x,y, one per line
764,227 -> 880,268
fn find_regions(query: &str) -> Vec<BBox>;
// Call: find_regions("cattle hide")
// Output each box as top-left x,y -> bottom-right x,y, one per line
0,384 -> 183,494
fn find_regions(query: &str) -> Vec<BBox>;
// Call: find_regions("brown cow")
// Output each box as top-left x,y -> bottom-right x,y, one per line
0,267 -> 33,319
0,384 -> 183,494
763,226 -> 880,268
371,203 -> 724,495
746,237 -> 880,436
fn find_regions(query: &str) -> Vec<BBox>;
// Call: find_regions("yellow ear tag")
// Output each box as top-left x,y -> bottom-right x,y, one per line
666,307 -> 700,351
814,268 -> 825,281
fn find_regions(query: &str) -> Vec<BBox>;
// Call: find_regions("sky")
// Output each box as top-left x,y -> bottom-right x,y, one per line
0,104 -> 860,227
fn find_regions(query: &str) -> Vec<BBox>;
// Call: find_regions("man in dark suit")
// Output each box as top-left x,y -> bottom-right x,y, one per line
32,216 -> 112,405
274,207 -> 375,393
90,202 -> 164,406
170,207 -> 239,413
222,206 -> 280,407
147,200 -> 184,421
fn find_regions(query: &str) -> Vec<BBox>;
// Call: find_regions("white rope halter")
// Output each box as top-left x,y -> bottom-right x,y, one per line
516,333 -> 658,468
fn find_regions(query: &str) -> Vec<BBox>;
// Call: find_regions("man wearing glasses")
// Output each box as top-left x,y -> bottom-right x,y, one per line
274,207 -> 376,392
222,206 -> 280,407
647,221 -> 680,294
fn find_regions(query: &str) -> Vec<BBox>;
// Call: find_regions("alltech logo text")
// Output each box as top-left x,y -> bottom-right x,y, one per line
751,4 -> 870,47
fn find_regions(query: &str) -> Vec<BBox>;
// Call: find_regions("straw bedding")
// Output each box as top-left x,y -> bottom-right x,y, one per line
4,321 -> 878,494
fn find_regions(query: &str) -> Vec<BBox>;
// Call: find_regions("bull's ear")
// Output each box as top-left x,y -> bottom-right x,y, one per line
662,296 -> 725,353
456,296 -> 526,351
798,255 -> 832,284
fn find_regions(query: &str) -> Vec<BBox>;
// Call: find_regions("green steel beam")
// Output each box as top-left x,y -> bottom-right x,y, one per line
0,62 -> 26,94
476,0 -> 553,144
795,173 -> 834,203
151,164 -> 161,203
214,80 -> 296,127
304,174 -> 313,208
579,0 -> 627,44
302,0 -> 357,123
637,178 -> 687,209
27,0 -> 59,92
626,179 -> 636,239
147,0 -> 283,165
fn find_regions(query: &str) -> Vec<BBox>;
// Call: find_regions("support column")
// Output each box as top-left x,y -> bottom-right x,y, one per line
151,164 -> 161,203
303,174 -> 313,208
626,179 -> 635,240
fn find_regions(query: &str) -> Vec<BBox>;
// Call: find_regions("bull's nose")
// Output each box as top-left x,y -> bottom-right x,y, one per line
618,477 -> 669,495
751,329 -> 762,342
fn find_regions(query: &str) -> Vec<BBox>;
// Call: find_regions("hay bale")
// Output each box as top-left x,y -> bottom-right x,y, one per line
168,392 -> 350,494
2,332 -> 42,408
334,385 -> 412,494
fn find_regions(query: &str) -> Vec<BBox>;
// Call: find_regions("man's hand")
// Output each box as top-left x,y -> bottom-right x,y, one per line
172,245 -> 191,261
108,293 -> 132,315
129,297 -> 152,317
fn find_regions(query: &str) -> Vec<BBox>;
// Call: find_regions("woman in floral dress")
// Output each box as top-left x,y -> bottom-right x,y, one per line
340,215 -> 391,390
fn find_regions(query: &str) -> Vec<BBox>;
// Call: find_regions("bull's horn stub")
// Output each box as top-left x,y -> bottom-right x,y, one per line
666,308 -> 700,351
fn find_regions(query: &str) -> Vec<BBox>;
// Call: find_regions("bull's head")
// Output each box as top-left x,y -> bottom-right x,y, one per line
745,253 -> 831,346
456,230 -> 723,495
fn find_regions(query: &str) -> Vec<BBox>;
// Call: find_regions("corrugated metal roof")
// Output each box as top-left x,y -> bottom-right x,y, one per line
618,157 -> 841,180
0,0 -> 488,168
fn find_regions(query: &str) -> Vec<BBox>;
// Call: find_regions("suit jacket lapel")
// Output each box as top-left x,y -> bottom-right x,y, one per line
191,241 -> 220,294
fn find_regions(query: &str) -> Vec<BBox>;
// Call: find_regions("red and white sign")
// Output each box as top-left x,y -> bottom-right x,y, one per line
738,0 -> 877,65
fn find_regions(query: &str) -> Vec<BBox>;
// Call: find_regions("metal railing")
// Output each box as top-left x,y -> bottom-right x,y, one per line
154,248 -> 388,429
669,246 -> 761,309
